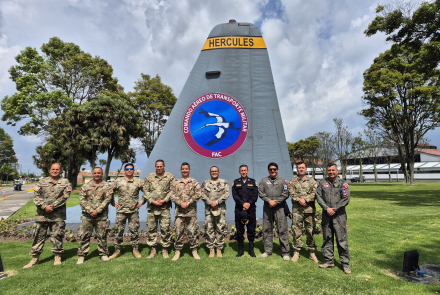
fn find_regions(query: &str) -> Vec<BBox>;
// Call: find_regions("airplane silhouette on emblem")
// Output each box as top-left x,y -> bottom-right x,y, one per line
192,107 -> 240,147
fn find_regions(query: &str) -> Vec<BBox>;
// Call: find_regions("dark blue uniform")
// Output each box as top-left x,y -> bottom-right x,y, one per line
232,178 -> 258,243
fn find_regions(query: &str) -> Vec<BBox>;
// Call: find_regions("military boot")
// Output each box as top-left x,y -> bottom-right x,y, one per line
192,248 -> 201,260
309,251 -> 320,263
109,249 -> 121,260
248,241 -> 256,258
133,248 -> 142,258
319,263 -> 335,269
77,256 -> 85,265
343,267 -> 352,274
147,247 -> 156,259
23,255 -> 39,269
291,250 -> 300,262
54,254 -> 62,265
216,248 -> 222,258
172,250 -> 180,261
101,255 -> 110,261
209,248 -> 215,258
236,242 -> 244,257
162,248 -> 169,259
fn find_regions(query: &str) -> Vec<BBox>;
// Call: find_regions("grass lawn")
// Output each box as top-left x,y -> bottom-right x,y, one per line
1,182 -> 440,294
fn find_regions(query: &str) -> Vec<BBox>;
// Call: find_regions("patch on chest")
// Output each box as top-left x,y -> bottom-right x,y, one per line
324,184 -> 329,189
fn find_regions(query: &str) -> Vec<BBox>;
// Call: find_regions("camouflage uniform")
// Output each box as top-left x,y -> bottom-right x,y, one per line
288,176 -> 318,251
111,177 -> 143,250
200,179 -> 229,250
30,177 -> 72,256
170,177 -> 201,250
258,176 -> 290,256
77,181 -> 113,257
142,172 -> 175,248
316,177 -> 351,267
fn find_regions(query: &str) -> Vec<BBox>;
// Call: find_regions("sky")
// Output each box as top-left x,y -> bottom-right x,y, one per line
1,0 -> 439,174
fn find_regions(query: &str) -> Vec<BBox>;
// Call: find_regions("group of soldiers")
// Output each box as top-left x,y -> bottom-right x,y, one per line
23,160 -> 351,274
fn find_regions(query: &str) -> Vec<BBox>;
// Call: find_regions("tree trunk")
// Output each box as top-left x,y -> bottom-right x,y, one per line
388,162 -> 392,182
359,158 -> 363,183
104,146 -> 114,181
373,161 -> 378,182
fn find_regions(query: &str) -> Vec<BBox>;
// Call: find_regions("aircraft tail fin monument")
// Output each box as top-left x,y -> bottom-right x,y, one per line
141,20 -> 293,186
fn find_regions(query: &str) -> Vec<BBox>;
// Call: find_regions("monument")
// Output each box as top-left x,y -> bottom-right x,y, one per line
141,20 -> 292,195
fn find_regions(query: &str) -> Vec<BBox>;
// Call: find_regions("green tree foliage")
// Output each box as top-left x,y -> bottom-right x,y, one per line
364,2 -> 440,184
130,74 -> 177,156
49,95 -> 143,181
32,142 -> 69,177
0,127 -> 17,167
287,136 -> 320,178
351,133 -> 369,183
1,37 -> 120,184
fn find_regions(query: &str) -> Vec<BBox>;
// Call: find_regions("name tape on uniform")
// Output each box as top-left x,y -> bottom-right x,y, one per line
202,36 -> 266,51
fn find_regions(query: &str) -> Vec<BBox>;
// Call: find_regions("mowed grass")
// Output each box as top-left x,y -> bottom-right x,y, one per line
1,182 -> 440,294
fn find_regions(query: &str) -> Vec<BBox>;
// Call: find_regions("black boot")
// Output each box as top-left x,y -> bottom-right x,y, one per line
249,241 -> 256,257
236,242 -> 244,257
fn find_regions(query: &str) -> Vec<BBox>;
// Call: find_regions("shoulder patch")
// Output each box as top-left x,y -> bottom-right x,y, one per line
344,183 -> 349,189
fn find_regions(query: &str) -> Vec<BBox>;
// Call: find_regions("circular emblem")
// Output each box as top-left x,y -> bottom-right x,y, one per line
324,184 -> 329,189
182,93 -> 248,159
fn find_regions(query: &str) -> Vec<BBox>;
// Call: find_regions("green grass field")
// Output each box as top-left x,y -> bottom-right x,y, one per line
1,182 -> 440,294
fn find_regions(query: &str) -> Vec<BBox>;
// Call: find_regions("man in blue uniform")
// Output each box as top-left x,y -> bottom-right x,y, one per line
232,165 -> 259,257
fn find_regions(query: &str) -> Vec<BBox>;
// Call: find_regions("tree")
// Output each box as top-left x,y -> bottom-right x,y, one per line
288,136 -> 320,178
315,132 -> 335,177
332,118 -> 353,180
364,127 -> 383,182
364,2 -> 440,184
352,133 -> 369,183
381,139 -> 399,182
32,142 -> 69,177
99,159 -> 107,171
130,74 -> 177,156
1,37 -> 120,184
0,127 -> 17,168
361,44 -> 440,184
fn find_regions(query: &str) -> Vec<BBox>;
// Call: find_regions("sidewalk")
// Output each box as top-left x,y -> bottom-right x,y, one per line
0,185 -> 34,220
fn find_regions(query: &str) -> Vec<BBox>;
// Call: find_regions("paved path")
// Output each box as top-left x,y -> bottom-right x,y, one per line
0,185 -> 34,220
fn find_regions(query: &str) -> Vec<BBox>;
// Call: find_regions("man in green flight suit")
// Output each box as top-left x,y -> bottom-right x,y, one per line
316,163 -> 351,274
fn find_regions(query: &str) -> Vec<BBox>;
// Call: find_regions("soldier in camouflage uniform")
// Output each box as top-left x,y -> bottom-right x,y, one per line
77,167 -> 113,264
258,162 -> 290,261
316,163 -> 351,274
109,163 -> 144,259
170,162 -> 202,261
142,159 -> 175,259
201,166 -> 229,258
288,161 -> 319,263
23,163 -> 72,268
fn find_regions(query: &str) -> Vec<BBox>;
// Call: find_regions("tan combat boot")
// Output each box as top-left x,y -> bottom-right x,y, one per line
109,249 -> 121,260
192,248 -> 200,260
101,255 -> 110,261
209,249 -> 215,258
77,256 -> 85,265
343,267 -> 352,274
133,248 -> 142,258
309,251 -> 320,263
172,250 -> 180,261
319,263 -> 335,269
147,247 -> 156,259
291,250 -> 300,262
216,248 -> 222,258
162,248 -> 169,259
23,255 -> 39,269
54,254 -> 62,265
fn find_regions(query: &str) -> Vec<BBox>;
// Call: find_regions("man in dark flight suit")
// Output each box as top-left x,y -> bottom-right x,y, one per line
232,164 -> 259,257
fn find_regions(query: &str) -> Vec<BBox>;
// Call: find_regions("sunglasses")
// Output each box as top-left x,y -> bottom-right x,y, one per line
125,168 -> 134,171
268,168 -> 278,171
